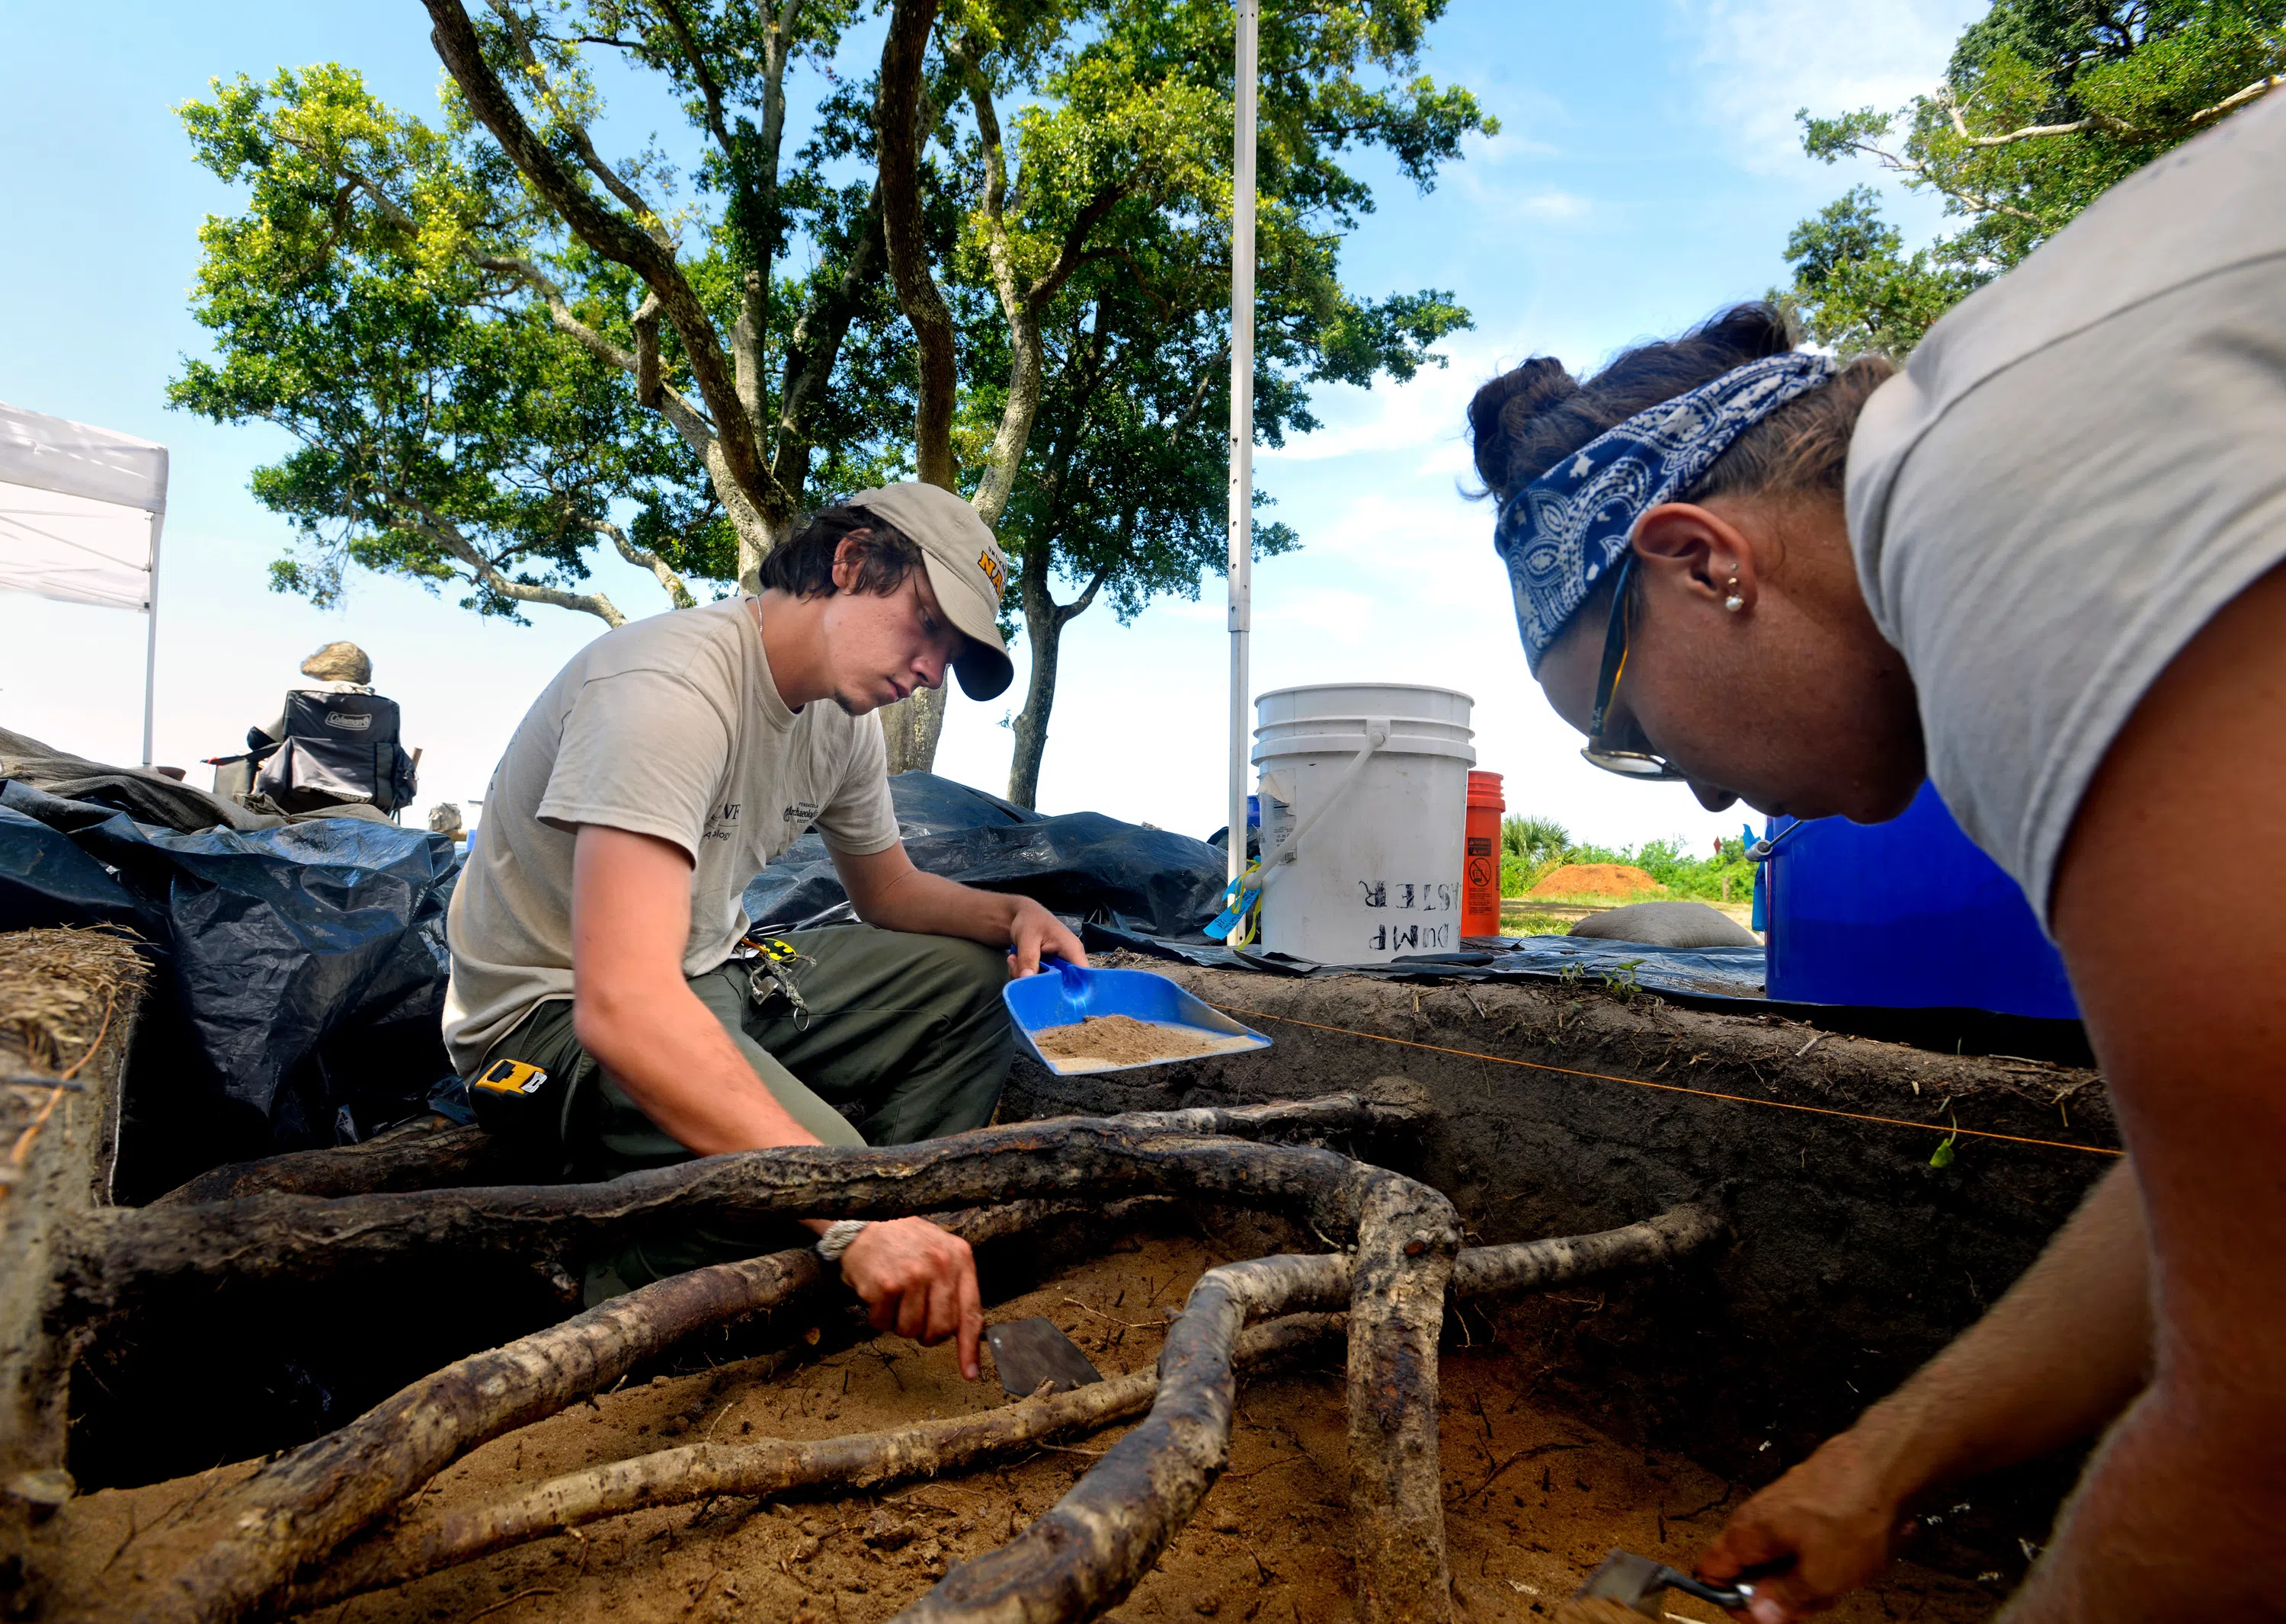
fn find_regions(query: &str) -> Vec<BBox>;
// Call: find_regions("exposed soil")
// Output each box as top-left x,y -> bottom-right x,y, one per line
1004,958 -> 2115,1585
51,1231 -> 1999,1624
1526,866 -> 1663,902
1033,1015 -> 1260,1073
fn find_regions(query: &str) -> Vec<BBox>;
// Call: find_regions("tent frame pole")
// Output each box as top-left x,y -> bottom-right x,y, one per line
141,512 -> 164,768
1225,0 -> 1260,886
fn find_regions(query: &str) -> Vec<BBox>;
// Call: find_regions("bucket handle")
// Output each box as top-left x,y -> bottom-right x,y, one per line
1257,719 -> 1389,882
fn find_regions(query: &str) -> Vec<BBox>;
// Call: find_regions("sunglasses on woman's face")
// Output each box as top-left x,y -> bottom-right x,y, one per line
1581,554 -> 1739,812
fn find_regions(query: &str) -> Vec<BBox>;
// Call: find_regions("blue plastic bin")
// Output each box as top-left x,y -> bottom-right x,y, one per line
1763,781 -> 2079,1018
1002,961 -> 1273,1075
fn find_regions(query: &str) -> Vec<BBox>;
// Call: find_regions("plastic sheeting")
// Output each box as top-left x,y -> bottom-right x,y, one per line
743,774 -> 1228,940
0,402 -> 167,612
0,780 -> 458,1152
1081,918 -> 1771,1004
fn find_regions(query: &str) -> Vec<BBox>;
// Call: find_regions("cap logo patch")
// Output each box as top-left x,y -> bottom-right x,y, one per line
976,547 -> 1007,595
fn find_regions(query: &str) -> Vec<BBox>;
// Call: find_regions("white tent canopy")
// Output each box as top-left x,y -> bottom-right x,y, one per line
0,402 -> 171,762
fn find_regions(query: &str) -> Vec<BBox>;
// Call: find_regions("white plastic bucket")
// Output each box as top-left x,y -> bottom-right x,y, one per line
1251,683 -> 1475,965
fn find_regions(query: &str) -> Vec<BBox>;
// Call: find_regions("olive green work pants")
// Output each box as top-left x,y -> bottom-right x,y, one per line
476,924 -> 1015,1299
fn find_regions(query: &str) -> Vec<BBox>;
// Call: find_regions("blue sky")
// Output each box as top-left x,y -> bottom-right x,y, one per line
0,0 -> 1983,851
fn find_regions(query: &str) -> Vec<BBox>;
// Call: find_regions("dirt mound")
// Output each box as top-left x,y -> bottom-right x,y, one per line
1527,863 -> 1664,901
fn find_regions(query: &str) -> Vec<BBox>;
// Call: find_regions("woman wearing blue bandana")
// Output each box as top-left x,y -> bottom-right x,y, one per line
1473,94 -> 2286,1624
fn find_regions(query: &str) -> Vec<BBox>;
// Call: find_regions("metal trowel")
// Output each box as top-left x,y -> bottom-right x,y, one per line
985,1316 -> 1103,1397
1567,1549 -> 1759,1616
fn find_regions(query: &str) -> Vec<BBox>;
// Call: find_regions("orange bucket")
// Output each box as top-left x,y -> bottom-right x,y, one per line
1463,770 -> 1503,939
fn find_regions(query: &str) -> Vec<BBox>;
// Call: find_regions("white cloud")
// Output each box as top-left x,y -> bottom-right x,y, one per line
1516,188 -> 1591,219
1671,0 -> 1988,174
1257,339 -> 1499,466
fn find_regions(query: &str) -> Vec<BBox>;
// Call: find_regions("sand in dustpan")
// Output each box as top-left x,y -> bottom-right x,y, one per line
1030,1013 -> 1256,1073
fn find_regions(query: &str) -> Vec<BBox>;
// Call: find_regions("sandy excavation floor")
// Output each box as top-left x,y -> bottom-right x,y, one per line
58,1234 -> 2000,1623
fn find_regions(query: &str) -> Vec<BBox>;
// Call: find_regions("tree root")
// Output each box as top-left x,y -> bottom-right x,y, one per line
149,1117 -> 517,1206
295,1197 -> 1727,1618
157,1247 -> 824,1624
299,1206 -> 1724,1613
1451,1204 -> 1725,1299
1345,1176 -> 1462,1622
299,1313 -> 1346,1609
85,1089 -> 1720,1624
897,1206 -> 1718,1624
99,1100 -> 1419,1624
66,1096 -> 1422,1314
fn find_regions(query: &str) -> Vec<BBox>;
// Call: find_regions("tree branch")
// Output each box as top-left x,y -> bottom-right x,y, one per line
579,514 -> 695,609
392,496 -> 626,626
1833,135 -> 2049,226
424,0 -> 778,537
876,0 -> 959,490
770,183 -> 887,502
280,140 -> 726,473
1028,185 -> 1125,313
630,290 -> 663,408
1953,69 -> 2282,148
484,1 -> 668,239
1054,562 -> 1113,629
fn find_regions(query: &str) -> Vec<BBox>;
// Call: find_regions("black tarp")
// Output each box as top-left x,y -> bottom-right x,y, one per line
0,780 -> 458,1168
742,773 -> 1228,940
1080,918 -> 1772,1002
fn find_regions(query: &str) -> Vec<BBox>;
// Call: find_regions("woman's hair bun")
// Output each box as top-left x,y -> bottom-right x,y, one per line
1468,302 -> 1799,504
1468,358 -> 1579,501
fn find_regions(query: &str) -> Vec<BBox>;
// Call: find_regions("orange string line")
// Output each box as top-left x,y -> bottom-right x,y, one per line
1212,1004 -> 2123,1159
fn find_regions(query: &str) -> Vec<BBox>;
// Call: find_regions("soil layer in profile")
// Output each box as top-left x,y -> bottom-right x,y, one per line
53,1233 -> 2003,1624
1031,1014 -> 1257,1073
1526,863 -> 1664,902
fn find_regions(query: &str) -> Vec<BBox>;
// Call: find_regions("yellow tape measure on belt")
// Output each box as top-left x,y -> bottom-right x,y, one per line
472,1058 -> 549,1097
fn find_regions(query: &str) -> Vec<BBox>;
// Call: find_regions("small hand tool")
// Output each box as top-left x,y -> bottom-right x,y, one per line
985,1316 -> 1103,1398
1001,959 -> 1273,1076
1568,1549 -> 1762,1616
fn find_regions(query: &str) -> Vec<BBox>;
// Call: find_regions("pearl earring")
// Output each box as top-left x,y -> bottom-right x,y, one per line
1724,575 -> 1744,613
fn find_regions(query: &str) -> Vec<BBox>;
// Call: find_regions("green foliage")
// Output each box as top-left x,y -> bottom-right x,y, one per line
1497,821 -> 1756,902
169,61 -> 803,620
1775,187 -> 1981,357
1500,813 -> 1570,864
1628,835 -> 1757,902
173,0 -> 1487,674
1780,0 -> 2285,354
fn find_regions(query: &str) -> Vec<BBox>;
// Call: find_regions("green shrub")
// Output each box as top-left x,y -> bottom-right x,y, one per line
1497,823 -> 1757,902
1500,814 -> 1570,866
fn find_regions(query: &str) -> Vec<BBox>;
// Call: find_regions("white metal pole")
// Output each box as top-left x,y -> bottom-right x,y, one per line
141,511 -> 165,768
1225,0 -> 1260,886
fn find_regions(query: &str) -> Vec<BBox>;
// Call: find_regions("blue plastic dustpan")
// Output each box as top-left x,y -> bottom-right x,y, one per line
1003,958 -> 1273,1075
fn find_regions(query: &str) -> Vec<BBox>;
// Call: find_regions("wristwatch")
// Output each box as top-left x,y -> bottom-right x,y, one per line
815,1218 -> 868,1264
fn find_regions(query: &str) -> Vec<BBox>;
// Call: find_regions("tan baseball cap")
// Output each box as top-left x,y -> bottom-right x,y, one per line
844,483 -> 1014,701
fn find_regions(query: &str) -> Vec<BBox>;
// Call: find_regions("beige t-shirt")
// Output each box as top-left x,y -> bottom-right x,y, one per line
1846,90 -> 2286,926
442,595 -> 901,1073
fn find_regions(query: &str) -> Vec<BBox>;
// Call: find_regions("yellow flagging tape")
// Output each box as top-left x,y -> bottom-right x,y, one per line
1212,1003 -> 2124,1158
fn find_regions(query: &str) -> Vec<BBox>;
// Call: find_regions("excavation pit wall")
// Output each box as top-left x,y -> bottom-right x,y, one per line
1005,956 -> 2118,1576
46,960 -> 2115,1615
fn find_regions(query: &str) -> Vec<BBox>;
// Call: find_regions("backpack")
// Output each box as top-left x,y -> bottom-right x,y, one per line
252,690 -> 418,815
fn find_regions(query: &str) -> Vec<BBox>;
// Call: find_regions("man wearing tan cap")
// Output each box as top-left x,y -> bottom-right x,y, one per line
443,485 -> 1084,1383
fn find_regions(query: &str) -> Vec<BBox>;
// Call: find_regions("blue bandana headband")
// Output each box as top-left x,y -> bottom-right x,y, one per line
1494,352 -> 1839,673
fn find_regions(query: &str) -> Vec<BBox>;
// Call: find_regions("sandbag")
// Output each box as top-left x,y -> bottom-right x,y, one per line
1568,900 -> 1761,949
